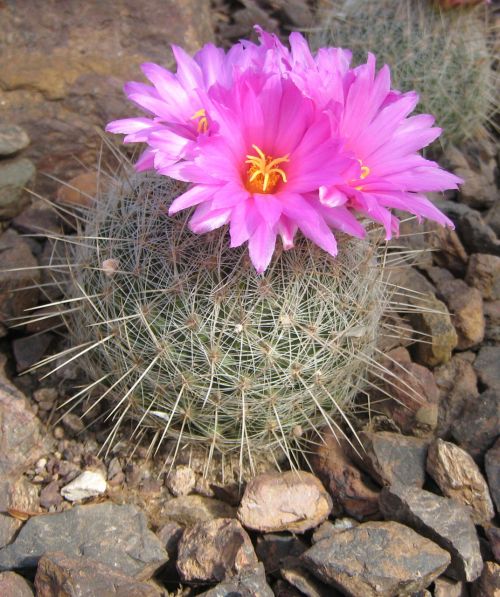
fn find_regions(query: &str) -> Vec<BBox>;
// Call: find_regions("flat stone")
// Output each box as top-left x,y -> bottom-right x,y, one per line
238,471 -> 332,533
434,355 -> 479,438
0,571 -> 34,597
485,438 -> 500,514
427,439 -> 495,523
472,561 -> 500,597
165,465 -> 196,497
281,561 -> 333,597
159,495 -> 236,526
0,124 -> 30,156
0,158 -> 35,218
311,519 -> 359,544
56,171 -> 98,208
0,229 -> 40,325
437,278 -> 484,350
0,502 -> 168,578
177,517 -> 258,583
451,388 -> 499,460
466,254 -> 500,301
353,431 -> 429,488
34,552 -> 163,597
0,354 -> 47,477
474,346 -> 500,390
12,200 -> 63,235
379,484 -> 483,581
60,470 -> 107,502
309,430 -> 379,520
434,576 -> 468,597
301,520 -> 450,597
198,563 -> 274,597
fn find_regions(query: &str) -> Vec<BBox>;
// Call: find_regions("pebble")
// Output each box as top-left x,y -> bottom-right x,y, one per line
60,470 -> 107,502
474,345 -> 500,390
0,124 -> 30,156
426,439 -> 495,523
237,471 -> 332,533
166,465 -> 196,497
301,521 -> 450,597
177,518 -> 258,583
379,484 -> 483,582
56,171 -> 97,208
39,480 -> 63,509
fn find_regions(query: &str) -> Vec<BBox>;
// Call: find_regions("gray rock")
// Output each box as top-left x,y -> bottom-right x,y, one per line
34,551 -> 163,597
353,431 -> 429,488
301,520 -> 450,597
0,502 -> 168,579
281,561 -> 333,597
198,563 -> 274,597
238,471 -> 332,533
485,200 -> 500,236
485,438 -> 500,514
427,439 -> 495,524
12,333 -> 53,372
0,229 -> 40,325
0,158 -> 35,218
379,484 -> 483,581
156,521 -> 183,559
433,576 -> 468,597
0,125 -> 30,156
0,571 -> 34,597
0,514 -> 22,550
12,200 -> 62,235
177,517 -> 257,583
474,346 -> 500,390
451,388 -> 499,460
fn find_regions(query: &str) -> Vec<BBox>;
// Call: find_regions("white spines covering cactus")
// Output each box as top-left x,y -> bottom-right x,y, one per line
313,0 -> 495,146
33,165 -> 395,477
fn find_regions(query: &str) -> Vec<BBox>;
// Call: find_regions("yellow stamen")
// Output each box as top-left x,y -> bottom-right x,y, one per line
190,108 -> 209,134
245,144 -> 289,194
355,160 -> 371,190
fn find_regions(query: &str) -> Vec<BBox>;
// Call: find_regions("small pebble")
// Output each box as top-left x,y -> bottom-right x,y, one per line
61,470 -> 107,502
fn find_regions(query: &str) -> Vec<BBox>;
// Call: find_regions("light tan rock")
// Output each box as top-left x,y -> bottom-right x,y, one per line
238,471 -> 332,533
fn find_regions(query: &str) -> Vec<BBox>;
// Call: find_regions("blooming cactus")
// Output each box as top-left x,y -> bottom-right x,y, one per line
107,28 -> 462,273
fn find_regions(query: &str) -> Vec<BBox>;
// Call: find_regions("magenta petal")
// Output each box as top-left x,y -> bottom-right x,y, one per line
189,202 -> 231,234
254,194 -> 283,228
168,184 -> 216,215
277,215 -> 297,250
319,186 -> 348,208
320,205 -> 366,238
249,222 -> 277,273
172,45 -> 203,90
211,182 -> 249,210
229,198 -> 260,247
376,191 -> 455,228
105,118 -> 154,134
135,149 -> 155,172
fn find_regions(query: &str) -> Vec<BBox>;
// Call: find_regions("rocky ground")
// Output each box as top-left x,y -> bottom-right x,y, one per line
0,1 -> 499,596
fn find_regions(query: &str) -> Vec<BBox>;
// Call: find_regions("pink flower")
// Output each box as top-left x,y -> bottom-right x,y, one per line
166,72 -> 364,273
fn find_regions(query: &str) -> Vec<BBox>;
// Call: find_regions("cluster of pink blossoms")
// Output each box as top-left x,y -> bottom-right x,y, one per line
106,28 -> 462,273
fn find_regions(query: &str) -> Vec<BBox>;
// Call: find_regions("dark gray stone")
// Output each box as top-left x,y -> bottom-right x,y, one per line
301,521 -> 450,597
34,552 -> 163,597
0,125 -> 30,156
255,534 -> 308,576
0,514 -> 22,550
379,484 -> 483,582
0,502 -> 168,579
485,438 -> 500,514
198,562 -> 274,597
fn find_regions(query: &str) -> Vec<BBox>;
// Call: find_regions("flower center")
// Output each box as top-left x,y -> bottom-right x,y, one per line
190,108 -> 209,134
245,145 -> 289,194
354,159 -> 371,190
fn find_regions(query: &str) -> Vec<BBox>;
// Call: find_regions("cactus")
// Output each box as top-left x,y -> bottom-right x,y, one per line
312,0 -> 495,146
28,159 -> 402,478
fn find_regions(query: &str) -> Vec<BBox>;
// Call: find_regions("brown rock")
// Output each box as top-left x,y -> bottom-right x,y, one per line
0,1 -> 214,198
474,346 -> 500,390
39,480 -> 63,510
428,223 -> 469,277
0,475 -> 39,513
281,561 -> 333,597
434,576 -> 468,597
374,347 -> 439,434
0,571 -> 34,597
273,579 -> 306,597
466,254 -> 500,301
353,431 -> 429,488
12,200 -> 63,235
434,356 -> 479,438
165,465 -> 196,497
159,495 -> 236,526
451,388 -> 499,461
427,439 -> 494,523
379,484 -> 483,582
485,438 -> 500,514
255,534 -> 308,576
56,171 -> 98,208
177,518 -> 258,583
238,471 -> 332,533
156,521 -> 183,559
0,354 -> 47,478
484,300 -> 500,343
309,430 -> 380,520
34,552 -> 163,597
408,294 -> 458,367
0,229 -> 40,326
437,278 -> 485,350
301,520 -> 450,597
472,561 -> 500,597
485,526 -> 500,564
0,158 -> 36,219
